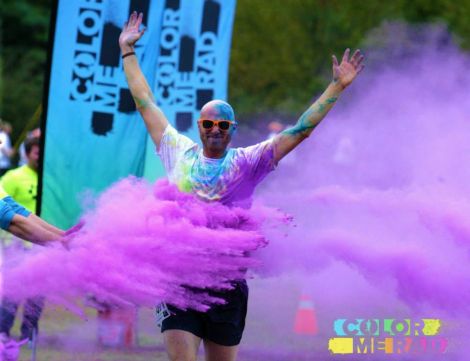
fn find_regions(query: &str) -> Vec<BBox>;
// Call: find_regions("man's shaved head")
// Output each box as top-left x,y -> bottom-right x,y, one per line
200,100 -> 235,122
198,100 -> 237,158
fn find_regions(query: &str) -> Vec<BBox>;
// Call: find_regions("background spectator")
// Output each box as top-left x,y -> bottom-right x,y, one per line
0,136 -> 44,343
18,128 -> 41,167
0,121 -> 15,176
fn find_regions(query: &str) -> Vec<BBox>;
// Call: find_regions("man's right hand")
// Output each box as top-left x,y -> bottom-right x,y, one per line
119,10 -> 169,148
119,11 -> 146,52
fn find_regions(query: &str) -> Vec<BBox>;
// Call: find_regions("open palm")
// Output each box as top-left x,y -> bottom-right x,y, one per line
332,49 -> 365,89
119,11 -> 145,49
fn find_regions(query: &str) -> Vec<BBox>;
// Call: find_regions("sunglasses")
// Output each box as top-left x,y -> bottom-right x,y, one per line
198,119 -> 236,131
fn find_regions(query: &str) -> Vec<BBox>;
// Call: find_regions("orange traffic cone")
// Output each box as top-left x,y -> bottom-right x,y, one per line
293,294 -> 318,335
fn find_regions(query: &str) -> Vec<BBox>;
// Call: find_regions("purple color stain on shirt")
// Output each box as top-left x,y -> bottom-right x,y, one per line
158,125 -> 276,207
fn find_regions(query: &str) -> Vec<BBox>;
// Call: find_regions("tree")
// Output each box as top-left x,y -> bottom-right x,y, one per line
0,0 -> 51,143
230,0 -> 470,118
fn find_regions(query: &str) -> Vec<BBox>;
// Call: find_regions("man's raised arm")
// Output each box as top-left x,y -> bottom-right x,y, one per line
272,49 -> 364,163
119,11 -> 169,149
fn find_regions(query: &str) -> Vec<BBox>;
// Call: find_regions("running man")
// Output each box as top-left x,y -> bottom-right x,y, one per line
120,11 -> 364,361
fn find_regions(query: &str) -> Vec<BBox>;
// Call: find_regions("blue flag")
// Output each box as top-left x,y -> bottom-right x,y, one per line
41,0 -> 237,228
142,0 -> 237,180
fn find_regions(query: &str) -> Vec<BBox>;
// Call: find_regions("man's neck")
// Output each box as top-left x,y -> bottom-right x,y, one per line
203,148 -> 227,159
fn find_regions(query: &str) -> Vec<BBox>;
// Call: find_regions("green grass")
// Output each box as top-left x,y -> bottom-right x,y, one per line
11,303 -> 168,361
20,348 -> 167,361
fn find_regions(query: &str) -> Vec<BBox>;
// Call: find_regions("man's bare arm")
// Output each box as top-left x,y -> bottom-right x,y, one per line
272,49 -> 364,163
119,11 -> 169,148
29,214 -> 64,238
8,214 -> 64,245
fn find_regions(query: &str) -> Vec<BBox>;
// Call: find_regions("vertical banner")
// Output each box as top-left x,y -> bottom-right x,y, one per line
41,0 -> 236,229
143,0 -> 237,180
42,0 -> 161,229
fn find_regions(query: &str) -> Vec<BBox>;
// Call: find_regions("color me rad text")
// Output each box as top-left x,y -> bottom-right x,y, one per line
328,319 -> 448,355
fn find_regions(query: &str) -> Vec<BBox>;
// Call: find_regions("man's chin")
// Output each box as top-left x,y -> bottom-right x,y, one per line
205,141 -> 227,153
207,138 -> 225,147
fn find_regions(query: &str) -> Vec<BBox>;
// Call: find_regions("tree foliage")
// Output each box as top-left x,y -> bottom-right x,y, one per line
1,0 -> 469,143
0,0 -> 52,142
230,0 -> 470,117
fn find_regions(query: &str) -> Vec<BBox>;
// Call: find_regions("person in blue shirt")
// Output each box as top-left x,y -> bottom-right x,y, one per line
0,184 -> 64,244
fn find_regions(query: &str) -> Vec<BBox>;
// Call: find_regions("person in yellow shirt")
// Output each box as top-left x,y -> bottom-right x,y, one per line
2,137 -> 38,215
0,137 -> 63,342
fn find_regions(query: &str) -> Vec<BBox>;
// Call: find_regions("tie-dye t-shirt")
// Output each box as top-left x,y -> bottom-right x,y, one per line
157,125 -> 276,207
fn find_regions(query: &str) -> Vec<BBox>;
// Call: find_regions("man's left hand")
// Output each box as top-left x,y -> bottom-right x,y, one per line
332,48 -> 365,89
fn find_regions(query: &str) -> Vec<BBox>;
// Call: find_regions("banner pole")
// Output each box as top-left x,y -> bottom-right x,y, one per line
37,0 -> 59,217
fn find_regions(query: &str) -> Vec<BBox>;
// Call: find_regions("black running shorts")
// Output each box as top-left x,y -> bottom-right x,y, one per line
160,280 -> 248,346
